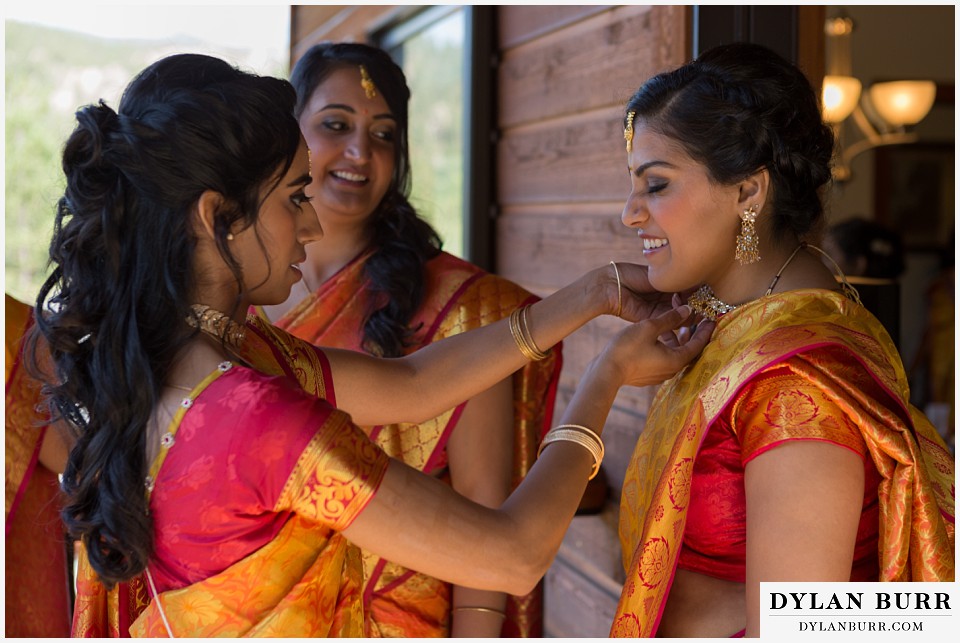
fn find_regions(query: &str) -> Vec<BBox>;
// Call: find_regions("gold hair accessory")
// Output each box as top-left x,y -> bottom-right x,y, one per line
187,304 -> 246,348
624,110 -> 636,155
609,261 -> 623,318
537,423 -> 604,480
509,305 -> 549,361
359,65 -> 377,99
735,204 -> 761,265
453,606 -> 506,618
688,243 -> 807,321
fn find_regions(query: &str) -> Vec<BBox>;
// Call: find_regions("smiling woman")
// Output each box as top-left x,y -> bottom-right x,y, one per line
28,51 -> 713,638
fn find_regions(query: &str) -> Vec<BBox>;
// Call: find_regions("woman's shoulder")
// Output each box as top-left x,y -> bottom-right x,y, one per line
425,252 -> 536,302
207,364 -> 341,427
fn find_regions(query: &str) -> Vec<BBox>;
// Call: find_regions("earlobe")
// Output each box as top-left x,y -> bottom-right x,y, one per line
737,168 -> 770,209
194,190 -> 225,241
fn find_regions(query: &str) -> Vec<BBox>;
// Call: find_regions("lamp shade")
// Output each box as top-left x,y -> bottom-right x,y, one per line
869,81 -> 937,126
822,75 -> 862,123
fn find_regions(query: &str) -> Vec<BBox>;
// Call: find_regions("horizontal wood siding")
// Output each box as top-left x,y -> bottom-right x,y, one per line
499,5 -> 686,128
498,5 -> 613,49
495,5 -> 690,636
289,5 -> 409,65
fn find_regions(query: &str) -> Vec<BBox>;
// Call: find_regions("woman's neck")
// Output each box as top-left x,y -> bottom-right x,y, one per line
258,218 -> 372,323
710,243 -> 837,306
301,221 -> 371,288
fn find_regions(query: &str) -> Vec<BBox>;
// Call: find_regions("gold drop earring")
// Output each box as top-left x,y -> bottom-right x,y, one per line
735,204 -> 761,265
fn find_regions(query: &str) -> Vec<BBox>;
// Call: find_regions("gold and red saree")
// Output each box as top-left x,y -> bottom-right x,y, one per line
5,294 -> 71,637
73,337 -> 387,637
612,290 -> 955,637
269,250 -> 562,637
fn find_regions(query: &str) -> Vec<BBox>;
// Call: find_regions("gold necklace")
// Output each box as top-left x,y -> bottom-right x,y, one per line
186,304 -> 246,347
688,243 -> 807,321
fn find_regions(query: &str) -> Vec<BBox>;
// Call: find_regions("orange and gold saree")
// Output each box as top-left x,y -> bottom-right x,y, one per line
612,290 -> 955,637
5,294 -> 71,637
73,343 -> 388,637
268,250 -> 562,637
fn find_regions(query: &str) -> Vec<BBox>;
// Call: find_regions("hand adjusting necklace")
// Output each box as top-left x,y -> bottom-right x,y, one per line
688,243 -> 806,322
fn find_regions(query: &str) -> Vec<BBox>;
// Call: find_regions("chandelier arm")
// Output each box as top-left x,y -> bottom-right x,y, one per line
840,131 -> 919,169
851,105 -> 885,144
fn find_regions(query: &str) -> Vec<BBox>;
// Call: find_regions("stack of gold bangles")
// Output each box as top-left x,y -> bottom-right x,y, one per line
509,305 -> 549,361
537,424 -> 604,480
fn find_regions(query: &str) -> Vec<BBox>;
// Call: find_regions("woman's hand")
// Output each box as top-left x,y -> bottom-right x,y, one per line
604,262 -> 673,322
598,304 -> 714,388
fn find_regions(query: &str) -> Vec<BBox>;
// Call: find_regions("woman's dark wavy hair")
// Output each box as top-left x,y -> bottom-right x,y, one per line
291,42 -> 442,357
624,42 -> 835,243
24,53 -> 302,587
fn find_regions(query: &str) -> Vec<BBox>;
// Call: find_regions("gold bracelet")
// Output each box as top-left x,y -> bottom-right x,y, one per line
509,307 -> 535,360
453,606 -> 506,618
520,305 -> 548,360
553,423 -> 605,461
509,306 -> 548,361
610,261 -> 623,318
544,429 -> 604,470
540,431 -> 602,480
537,426 -> 604,479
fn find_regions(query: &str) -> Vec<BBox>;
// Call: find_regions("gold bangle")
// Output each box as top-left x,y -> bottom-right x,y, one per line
520,305 -> 548,360
537,426 -> 604,480
453,606 -> 506,618
609,261 -> 623,318
544,429 -> 604,470
553,423 -> 605,460
541,431 -> 602,480
509,306 -> 548,361
509,307 -> 534,360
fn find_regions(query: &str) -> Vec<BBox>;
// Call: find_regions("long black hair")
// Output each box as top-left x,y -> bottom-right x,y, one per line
26,53 -> 302,587
625,42 -> 835,243
291,42 -> 442,357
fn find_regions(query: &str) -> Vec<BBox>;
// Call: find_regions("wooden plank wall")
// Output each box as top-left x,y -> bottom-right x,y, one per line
496,6 -> 689,635
289,4 -> 690,637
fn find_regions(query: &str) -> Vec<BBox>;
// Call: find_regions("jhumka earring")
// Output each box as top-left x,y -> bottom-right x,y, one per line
359,65 -> 377,99
624,110 -> 636,155
735,204 -> 761,265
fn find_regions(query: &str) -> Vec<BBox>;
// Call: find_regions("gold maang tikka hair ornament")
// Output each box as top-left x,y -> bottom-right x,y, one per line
735,204 -> 761,265
359,65 -> 377,99
624,111 -> 636,155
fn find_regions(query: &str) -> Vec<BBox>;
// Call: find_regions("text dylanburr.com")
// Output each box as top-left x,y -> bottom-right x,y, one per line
761,582 -> 955,641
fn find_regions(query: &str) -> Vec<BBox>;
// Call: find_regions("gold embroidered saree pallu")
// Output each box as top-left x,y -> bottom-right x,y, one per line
130,516 -> 366,637
612,290 -> 955,637
272,250 -> 562,637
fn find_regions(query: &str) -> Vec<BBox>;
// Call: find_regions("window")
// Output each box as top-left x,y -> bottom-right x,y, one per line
378,6 -> 494,267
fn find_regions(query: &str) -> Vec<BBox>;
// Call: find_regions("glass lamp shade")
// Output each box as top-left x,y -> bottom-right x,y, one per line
822,75 -> 862,123
869,81 -> 937,126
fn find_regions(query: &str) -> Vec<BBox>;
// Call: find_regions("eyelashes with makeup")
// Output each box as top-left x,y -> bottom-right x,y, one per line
646,183 -> 667,195
319,119 -> 395,142
291,192 -> 314,208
